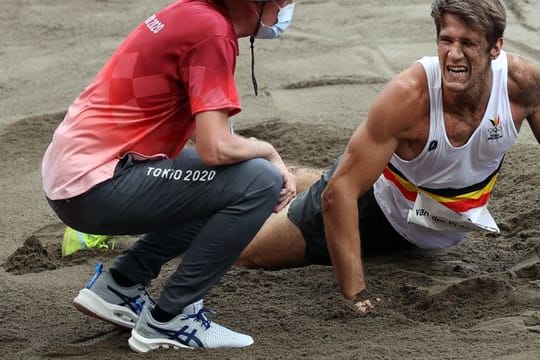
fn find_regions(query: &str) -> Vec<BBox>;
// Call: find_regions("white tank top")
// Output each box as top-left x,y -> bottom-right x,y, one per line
373,51 -> 518,249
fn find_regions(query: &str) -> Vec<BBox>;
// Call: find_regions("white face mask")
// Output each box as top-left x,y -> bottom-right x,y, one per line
255,2 -> 295,39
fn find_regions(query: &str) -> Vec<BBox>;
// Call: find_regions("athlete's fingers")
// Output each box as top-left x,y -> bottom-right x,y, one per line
353,299 -> 374,315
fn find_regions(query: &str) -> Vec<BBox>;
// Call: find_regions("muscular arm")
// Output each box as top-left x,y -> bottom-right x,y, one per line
321,122 -> 397,300
321,63 -> 428,303
527,72 -> 540,143
530,108 -> 540,144
507,53 -> 540,143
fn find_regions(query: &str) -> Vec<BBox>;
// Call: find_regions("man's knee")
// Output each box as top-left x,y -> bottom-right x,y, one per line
235,248 -> 259,268
243,158 -> 282,201
236,240 -> 278,269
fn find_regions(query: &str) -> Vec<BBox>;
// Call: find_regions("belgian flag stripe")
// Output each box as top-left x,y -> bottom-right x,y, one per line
382,163 -> 500,212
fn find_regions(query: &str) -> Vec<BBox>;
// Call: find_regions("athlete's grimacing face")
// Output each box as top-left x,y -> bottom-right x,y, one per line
437,14 -> 497,93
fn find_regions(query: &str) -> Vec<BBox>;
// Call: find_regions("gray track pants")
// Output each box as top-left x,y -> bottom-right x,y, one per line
48,148 -> 282,314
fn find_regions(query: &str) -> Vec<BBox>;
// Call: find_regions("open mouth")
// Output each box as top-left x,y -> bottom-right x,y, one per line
446,65 -> 468,81
447,65 -> 467,74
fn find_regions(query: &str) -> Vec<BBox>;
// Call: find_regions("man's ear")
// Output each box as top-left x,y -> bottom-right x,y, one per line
489,37 -> 504,60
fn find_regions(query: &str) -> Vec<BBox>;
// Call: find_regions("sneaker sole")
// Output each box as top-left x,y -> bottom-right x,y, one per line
128,328 -> 192,353
73,288 -> 138,329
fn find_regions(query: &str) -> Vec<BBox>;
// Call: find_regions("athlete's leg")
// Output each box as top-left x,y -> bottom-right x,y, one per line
236,202 -> 307,269
289,166 -> 321,194
236,163 -> 336,269
235,166 -> 322,269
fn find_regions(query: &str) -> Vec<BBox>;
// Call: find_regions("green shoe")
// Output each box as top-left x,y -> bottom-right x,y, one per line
62,227 -> 116,256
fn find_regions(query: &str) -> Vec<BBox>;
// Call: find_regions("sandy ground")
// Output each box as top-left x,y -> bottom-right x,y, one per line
1,0 -> 540,359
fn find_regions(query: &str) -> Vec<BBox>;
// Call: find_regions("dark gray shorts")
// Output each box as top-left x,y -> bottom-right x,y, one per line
287,157 -> 414,265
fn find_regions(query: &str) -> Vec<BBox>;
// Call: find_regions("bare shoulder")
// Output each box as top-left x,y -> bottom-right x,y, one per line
372,63 -> 429,126
384,62 -> 428,105
368,62 -> 429,136
506,52 -> 540,108
335,63 -> 430,191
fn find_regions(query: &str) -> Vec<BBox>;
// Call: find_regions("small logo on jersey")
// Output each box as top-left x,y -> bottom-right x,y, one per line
487,115 -> 503,140
428,140 -> 438,151
145,14 -> 165,34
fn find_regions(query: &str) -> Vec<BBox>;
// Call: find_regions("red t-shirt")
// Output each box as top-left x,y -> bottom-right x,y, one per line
42,0 -> 241,200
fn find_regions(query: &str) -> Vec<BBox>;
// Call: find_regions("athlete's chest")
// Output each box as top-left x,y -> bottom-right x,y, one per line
443,112 -> 484,147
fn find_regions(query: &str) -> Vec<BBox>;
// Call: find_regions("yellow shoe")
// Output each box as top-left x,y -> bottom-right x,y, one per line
62,227 -> 116,256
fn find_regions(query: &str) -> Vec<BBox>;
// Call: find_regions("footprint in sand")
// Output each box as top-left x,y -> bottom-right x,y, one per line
472,311 -> 540,334
508,244 -> 540,280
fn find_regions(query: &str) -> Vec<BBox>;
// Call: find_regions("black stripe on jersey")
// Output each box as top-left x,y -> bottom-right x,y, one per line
386,157 -> 504,198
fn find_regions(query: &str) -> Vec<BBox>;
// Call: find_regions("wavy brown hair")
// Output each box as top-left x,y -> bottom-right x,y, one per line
431,0 -> 506,49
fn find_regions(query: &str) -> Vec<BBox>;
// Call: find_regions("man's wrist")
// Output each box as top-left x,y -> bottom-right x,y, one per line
351,289 -> 369,303
352,292 -> 362,304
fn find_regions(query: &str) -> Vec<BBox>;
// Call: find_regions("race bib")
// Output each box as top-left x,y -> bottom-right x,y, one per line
407,192 -> 500,233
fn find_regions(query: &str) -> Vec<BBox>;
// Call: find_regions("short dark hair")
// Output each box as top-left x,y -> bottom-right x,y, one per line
431,0 -> 506,48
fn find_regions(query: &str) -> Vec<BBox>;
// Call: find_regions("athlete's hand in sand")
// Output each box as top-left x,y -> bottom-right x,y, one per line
351,290 -> 378,315
353,298 -> 374,315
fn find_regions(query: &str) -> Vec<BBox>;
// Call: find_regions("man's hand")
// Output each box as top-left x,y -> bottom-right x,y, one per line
350,289 -> 379,315
245,137 -> 296,212
272,164 -> 296,213
352,298 -> 374,315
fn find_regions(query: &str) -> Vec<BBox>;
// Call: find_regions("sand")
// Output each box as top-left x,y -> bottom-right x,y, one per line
1,0 -> 539,359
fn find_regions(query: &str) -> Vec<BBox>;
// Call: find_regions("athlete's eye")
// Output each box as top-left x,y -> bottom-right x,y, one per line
438,37 -> 452,45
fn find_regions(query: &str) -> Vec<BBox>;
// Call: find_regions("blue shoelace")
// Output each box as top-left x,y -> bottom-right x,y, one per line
184,308 -> 213,330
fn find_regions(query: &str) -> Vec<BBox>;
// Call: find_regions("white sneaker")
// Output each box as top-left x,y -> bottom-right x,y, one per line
128,300 -> 254,352
73,263 -> 155,328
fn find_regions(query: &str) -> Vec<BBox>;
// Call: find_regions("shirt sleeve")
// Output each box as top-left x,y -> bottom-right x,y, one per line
179,36 -> 241,117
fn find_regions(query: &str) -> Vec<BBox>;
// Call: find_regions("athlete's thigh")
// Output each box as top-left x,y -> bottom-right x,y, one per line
236,203 -> 307,269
